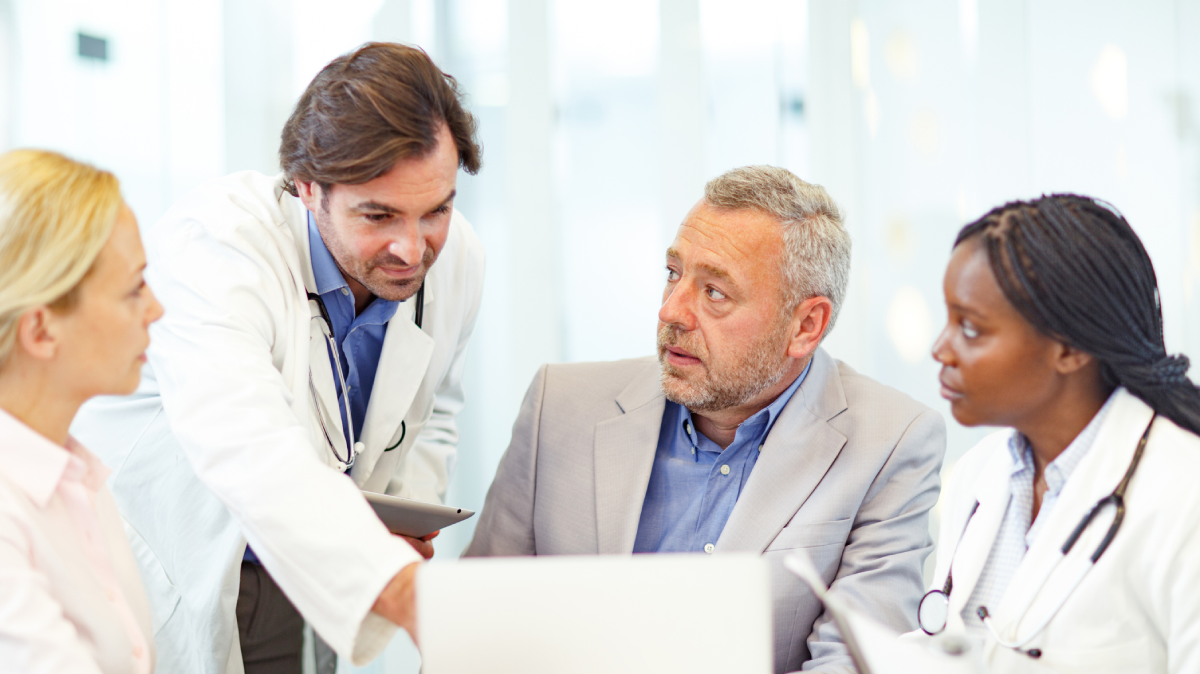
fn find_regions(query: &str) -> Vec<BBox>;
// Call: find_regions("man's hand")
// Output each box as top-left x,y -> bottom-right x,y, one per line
400,530 -> 440,560
372,561 -> 421,644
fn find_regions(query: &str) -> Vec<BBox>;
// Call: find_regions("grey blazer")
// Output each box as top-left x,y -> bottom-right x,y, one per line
465,348 -> 945,673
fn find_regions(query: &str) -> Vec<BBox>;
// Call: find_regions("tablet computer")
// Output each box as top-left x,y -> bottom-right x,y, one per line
363,491 -> 475,538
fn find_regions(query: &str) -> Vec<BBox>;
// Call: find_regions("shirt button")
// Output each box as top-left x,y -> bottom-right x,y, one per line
704,543 -> 715,554
758,444 -> 764,452
340,287 -> 350,296
720,464 -> 730,475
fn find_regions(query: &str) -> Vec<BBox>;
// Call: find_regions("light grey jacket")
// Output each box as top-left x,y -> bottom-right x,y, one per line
465,348 -> 945,673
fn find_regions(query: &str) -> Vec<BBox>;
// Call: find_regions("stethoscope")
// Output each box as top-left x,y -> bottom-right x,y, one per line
917,413 -> 1157,659
307,284 -> 424,468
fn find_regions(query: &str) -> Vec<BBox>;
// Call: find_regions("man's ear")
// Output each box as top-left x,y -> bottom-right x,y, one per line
295,180 -> 321,212
786,296 -> 833,360
1053,342 -> 1095,375
15,306 -> 60,362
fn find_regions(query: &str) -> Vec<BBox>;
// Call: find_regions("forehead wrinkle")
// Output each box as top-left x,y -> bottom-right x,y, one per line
679,214 -> 773,275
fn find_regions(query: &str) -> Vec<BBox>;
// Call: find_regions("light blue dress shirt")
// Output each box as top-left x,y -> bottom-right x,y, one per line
633,359 -> 812,554
962,391 -> 1116,629
307,212 -> 399,444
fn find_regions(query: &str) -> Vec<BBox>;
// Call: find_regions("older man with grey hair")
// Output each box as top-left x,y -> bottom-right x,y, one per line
466,166 -> 945,673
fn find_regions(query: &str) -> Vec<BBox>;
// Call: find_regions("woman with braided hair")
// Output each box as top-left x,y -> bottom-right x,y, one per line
912,194 -> 1200,673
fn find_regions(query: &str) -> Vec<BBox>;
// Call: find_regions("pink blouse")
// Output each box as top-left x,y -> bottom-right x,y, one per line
0,408 -> 155,673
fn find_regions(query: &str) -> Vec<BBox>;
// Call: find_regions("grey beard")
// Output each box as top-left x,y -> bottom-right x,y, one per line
657,322 -> 791,413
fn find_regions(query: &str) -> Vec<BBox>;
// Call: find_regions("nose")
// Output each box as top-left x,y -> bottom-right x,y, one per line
931,322 -> 954,365
145,286 -> 165,326
658,282 -> 697,332
387,219 -> 427,266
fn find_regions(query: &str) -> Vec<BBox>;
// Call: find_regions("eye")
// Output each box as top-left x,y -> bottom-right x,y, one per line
365,213 -> 391,223
666,267 -> 680,282
961,319 -> 979,339
129,279 -> 146,298
430,204 -> 451,216
706,287 -> 726,301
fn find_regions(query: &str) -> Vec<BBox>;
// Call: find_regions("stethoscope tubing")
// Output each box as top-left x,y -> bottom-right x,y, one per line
919,413 -> 1157,652
305,284 -> 426,469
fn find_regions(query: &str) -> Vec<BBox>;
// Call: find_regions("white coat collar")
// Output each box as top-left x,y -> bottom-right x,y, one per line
946,389 -> 1156,641
275,176 -> 436,480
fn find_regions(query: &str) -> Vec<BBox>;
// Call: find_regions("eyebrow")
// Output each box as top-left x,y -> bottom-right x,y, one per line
946,301 -> 984,319
666,247 -> 739,289
351,189 -> 457,216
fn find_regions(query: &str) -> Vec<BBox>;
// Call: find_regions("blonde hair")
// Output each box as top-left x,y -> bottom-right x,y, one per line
0,149 -> 122,366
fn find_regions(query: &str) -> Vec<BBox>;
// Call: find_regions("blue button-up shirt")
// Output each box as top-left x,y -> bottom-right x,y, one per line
633,359 -> 812,554
307,212 -> 399,444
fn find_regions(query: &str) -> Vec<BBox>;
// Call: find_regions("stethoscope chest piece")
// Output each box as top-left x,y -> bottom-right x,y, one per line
918,589 -> 951,635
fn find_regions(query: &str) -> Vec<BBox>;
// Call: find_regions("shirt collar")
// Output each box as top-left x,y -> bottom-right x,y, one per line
308,211 -> 351,296
1006,390 -> 1119,493
0,408 -> 110,507
677,357 -> 813,449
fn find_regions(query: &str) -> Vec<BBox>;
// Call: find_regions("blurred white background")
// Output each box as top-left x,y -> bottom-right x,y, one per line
5,0 -> 1200,671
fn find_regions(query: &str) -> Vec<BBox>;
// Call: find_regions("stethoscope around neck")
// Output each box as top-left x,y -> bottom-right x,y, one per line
305,284 -> 424,468
917,413 -> 1157,659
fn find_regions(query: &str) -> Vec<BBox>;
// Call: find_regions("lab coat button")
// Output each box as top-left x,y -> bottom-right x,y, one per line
133,646 -> 144,658
720,464 -> 730,475
704,543 -> 715,554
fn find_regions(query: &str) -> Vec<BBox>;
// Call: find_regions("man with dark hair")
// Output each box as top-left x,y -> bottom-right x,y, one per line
72,43 -> 483,674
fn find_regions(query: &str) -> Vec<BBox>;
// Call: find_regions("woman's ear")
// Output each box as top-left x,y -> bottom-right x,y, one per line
14,307 -> 60,361
1053,341 -> 1095,375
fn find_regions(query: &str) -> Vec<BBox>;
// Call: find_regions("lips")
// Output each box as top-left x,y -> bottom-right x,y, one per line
378,264 -> 421,279
663,346 -> 702,367
938,371 -> 964,401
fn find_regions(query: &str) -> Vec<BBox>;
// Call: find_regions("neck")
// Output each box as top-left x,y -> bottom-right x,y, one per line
346,275 -> 374,315
691,354 -> 810,449
1018,383 -> 1109,475
0,365 -> 82,447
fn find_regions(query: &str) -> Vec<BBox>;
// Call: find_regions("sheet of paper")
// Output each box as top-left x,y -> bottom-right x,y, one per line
786,551 -> 986,674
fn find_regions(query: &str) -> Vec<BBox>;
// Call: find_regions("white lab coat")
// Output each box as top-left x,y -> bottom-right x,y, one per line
71,171 -> 485,674
915,388 -> 1200,673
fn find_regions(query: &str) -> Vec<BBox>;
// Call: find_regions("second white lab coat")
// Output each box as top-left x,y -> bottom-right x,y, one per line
915,388 -> 1200,673
72,171 -> 485,674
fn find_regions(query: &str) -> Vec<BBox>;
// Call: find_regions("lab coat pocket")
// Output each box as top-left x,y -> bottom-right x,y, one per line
122,520 -> 181,635
765,518 -> 853,551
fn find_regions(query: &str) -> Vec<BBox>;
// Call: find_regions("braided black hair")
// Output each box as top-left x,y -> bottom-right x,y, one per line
955,194 -> 1200,436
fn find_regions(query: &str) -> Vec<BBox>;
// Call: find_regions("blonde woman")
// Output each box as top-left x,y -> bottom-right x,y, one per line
0,149 -> 163,673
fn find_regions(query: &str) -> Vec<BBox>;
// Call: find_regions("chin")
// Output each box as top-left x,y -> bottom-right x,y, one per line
113,368 -> 144,396
373,276 -> 426,303
948,400 -> 987,428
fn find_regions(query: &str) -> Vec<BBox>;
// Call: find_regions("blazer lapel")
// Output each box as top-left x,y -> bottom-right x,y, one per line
307,312 -> 351,466
594,361 -> 666,554
285,197 -> 352,468
352,291 -> 435,483
715,348 -> 848,553
986,390 -> 1154,641
944,447 -> 1013,630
